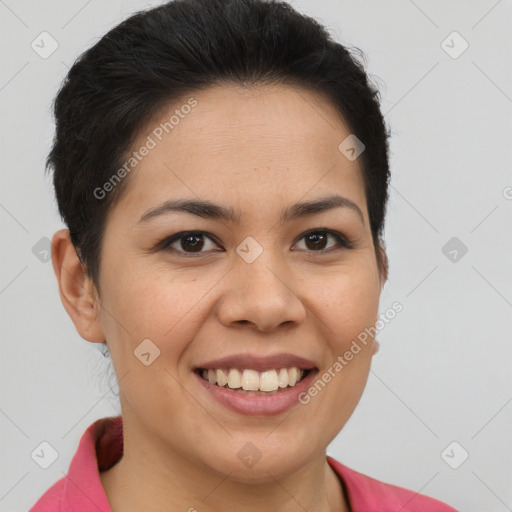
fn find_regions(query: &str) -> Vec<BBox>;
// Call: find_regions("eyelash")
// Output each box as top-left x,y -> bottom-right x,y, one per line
157,229 -> 354,258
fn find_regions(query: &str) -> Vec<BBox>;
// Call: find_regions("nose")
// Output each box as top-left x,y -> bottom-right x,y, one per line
216,253 -> 306,333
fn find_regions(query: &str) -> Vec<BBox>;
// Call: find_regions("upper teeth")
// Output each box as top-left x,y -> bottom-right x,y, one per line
200,367 -> 305,392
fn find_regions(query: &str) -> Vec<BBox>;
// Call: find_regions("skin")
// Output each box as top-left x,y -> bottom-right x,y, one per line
52,83 -> 388,512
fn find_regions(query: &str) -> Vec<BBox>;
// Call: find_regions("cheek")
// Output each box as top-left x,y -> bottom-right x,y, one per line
310,266 -> 379,402
97,268 -> 207,414
304,290 -> 378,442
99,261 -> 219,363
316,265 -> 381,336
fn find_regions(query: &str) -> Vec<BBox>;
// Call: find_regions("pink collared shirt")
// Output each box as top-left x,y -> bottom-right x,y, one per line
29,416 -> 458,511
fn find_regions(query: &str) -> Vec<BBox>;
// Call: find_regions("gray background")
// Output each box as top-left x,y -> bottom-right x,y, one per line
1,0 -> 511,511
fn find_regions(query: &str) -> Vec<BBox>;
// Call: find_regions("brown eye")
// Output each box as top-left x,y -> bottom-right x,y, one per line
161,231 -> 219,255
179,234 -> 205,252
304,232 -> 328,250
294,229 -> 353,253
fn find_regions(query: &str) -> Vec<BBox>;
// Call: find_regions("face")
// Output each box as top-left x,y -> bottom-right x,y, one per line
78,83 -> 385,480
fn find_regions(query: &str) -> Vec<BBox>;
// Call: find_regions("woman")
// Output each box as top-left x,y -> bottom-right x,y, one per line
29,0 -> 458,510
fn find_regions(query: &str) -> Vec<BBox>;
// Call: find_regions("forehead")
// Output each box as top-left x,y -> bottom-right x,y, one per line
115,83 -> 367,222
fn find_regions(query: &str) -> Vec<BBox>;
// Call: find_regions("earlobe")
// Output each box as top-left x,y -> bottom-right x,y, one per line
51,229 -> 105,343
372,339 -> 380,355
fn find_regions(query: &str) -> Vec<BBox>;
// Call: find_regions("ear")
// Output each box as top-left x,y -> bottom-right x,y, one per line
373,241 -> 388,357
377,241 -> 388,289
51,229 -> 105,343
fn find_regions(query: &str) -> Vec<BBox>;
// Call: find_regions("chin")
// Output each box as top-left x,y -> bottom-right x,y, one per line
203,442 -> 310,483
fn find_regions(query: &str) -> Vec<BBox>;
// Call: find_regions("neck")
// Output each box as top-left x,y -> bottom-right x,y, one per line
100,418 -> 350,512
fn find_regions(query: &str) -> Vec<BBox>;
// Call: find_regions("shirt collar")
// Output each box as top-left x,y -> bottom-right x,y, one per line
60,416 -> 122,512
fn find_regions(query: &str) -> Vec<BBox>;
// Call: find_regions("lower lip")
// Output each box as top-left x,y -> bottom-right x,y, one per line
193,370 -> 317,416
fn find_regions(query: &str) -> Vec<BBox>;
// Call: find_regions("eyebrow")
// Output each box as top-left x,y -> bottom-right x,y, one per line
137,194 -> 364,225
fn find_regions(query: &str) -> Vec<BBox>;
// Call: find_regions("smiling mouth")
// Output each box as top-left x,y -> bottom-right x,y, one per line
193,367 -> 313,395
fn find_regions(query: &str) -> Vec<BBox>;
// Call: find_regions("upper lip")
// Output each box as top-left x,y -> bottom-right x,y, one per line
193,353 -> 318,372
